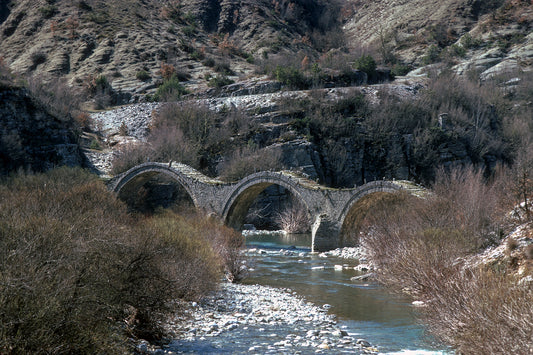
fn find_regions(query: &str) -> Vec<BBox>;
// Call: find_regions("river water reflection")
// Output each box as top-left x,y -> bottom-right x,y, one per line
244,232 -> 449,354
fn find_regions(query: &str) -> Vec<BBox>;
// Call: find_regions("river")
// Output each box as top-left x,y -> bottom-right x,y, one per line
165,232 -> 450,354
245,232 -> 448,354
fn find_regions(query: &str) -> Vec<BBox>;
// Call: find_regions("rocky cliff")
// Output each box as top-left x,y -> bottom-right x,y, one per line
0,84 -> 84,174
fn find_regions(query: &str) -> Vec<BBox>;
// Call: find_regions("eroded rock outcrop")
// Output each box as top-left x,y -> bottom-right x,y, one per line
0,84 -> 84,174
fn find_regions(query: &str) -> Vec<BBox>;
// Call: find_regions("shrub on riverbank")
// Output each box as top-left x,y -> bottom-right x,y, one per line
361,166 -> 533,353
0,167 -> 235,353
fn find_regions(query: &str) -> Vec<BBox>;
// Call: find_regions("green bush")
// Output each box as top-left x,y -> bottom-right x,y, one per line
354,55 -> 377,79
208,74 -> 234,88
460,33 -> 483,49
30,52 -> 47,67
89,139 -> 101,150
422,44 -> 441,64
391,63 -> 411,77
273,65 -> 308,89
39,5 -> 57,18
153,74 -> 187,101
183,25 -> 196,37
136,70 -> 151,81
202,57 -> 216,67
447,43 -> 466,58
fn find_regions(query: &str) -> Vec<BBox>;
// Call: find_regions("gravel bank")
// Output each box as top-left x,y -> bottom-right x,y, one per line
149,282 -> 378,354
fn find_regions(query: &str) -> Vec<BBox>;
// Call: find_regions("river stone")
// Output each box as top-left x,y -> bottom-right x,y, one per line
317,342 -> 330,349
357,339 -> 371,347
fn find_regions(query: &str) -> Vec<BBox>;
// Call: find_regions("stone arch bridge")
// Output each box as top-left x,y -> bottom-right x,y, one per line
108,162 -> 424,251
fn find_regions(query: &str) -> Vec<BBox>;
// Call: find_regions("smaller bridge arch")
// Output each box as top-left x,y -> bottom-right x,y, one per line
108,162 -> 222,210
337,180 -> 426,246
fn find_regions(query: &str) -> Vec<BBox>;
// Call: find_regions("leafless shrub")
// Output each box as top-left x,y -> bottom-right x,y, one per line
363,166 -> 510,290
422,268 -> 533,354
74,111 -> 93,131
192,215 -> 247,282
360,165 -> 532,353
275,198 -> 309,233
506,237 -> 519,253
26,74 -> 82,122
152,102 -> 229,155
112,102 -> 259,176
111,142 -> 152,175
218,146 -> 284,181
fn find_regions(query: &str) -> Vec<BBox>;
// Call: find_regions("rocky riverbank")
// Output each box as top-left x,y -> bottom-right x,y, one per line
147,282 -> 378,354
133,245 -> 386,354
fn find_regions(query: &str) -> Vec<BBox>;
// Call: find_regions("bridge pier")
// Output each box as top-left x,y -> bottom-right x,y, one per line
311,214 -> 341,252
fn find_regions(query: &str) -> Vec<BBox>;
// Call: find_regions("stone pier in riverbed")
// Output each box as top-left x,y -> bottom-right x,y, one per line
108,162 -> 424,251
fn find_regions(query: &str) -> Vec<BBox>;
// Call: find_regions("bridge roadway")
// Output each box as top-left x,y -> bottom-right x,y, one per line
108,162 -> 424,251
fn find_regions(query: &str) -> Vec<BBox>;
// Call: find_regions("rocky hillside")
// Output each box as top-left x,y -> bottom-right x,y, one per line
1,0 -> 532,185
0,0 -> 532,102
0,83 -> 84,174
0,0 -> 342,101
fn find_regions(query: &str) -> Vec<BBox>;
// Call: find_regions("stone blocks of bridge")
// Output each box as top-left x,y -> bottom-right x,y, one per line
311,215 -> 341,252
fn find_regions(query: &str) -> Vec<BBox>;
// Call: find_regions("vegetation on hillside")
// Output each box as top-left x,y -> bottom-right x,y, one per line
0,167 -> 244,354
111,68 -> 533,189
111,101 -> 285,179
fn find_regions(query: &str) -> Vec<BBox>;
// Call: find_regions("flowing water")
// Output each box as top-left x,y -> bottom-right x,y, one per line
168,232 -> 451,354
244,232 -> 450,354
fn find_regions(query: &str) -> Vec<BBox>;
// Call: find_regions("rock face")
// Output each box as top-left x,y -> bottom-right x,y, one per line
0,85 -> 84,174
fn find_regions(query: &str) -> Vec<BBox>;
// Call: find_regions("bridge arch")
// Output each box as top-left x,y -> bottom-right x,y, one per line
109,163 -> 201,209
337,181 -> 420,246
222,171 -> 313,230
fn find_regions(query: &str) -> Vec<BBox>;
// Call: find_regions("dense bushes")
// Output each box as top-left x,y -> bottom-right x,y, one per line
363,167 -> 509,289
361,166 -> 533,353
283,71 -> 520,186
0,167 -> 243,353
152,74 -> 187,101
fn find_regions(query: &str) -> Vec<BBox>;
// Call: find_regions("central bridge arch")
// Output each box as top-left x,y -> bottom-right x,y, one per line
221,171 -> 314,230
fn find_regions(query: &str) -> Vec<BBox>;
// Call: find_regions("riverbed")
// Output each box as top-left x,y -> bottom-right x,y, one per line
158,232 -> 449,354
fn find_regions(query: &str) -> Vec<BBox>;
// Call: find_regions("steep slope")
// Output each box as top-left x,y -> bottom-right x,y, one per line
0,0 -> 340,99
343,0 -> 533,73
0,83 -> 84,174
